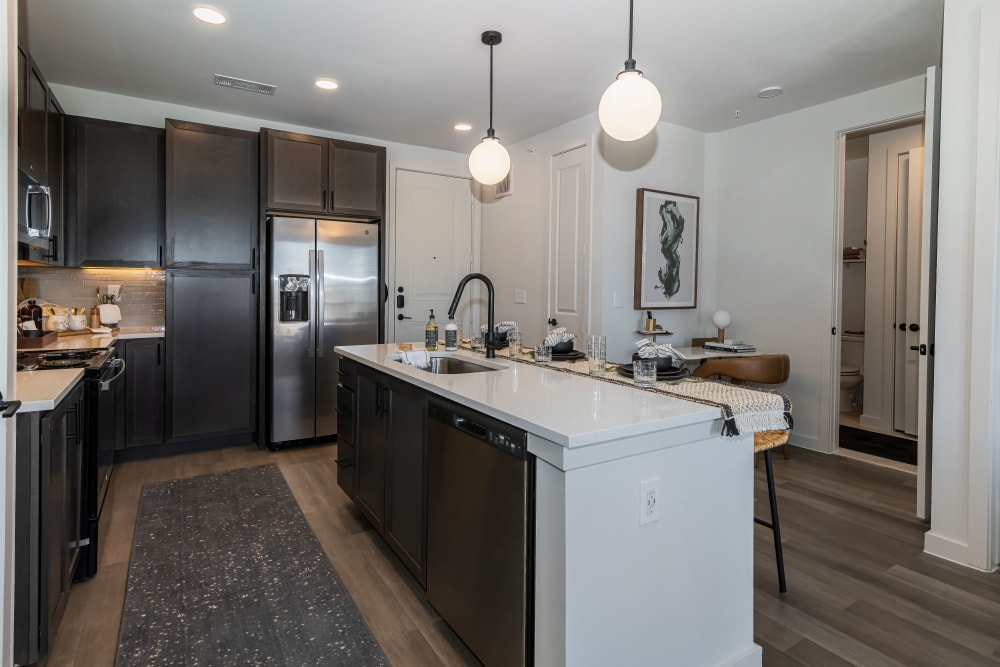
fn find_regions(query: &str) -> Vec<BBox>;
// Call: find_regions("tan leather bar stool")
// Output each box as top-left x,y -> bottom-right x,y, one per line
692,354 -> 790,594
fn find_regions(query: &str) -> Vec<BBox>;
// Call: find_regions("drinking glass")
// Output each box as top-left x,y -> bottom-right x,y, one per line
633,358 -> 658,387
587,335 -> 607,376
508,330 -> 522,357
471,334 -> 485,352
534,344 -> 552,364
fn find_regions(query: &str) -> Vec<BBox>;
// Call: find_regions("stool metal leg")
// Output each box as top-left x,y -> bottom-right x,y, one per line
763,449 -> 787,593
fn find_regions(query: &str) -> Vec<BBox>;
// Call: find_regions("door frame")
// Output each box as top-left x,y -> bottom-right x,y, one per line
386,167 -> 482,343
826,112 -> 925,456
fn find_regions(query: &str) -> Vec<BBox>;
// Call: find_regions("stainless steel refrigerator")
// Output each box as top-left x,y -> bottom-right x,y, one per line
268,216 -> 379,445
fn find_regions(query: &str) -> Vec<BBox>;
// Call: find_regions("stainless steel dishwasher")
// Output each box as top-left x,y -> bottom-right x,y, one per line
426,397 -> 534,667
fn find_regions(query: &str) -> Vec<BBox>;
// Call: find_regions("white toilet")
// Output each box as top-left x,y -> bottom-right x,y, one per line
839,365 -> 863,412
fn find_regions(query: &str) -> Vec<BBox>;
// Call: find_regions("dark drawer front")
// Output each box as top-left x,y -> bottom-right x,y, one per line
336,385 -> 355,445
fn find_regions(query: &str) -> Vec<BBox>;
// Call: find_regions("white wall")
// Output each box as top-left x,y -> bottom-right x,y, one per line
925,0 -> 1000,571
481,112 -> 708,360
706,77 -> 926,452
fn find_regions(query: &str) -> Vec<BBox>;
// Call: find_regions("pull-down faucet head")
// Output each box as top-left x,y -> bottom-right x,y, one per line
448,273 -> 496,358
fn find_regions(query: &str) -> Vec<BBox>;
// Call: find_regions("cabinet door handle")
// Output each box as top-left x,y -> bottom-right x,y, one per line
157,342 -> 161,365
251,247 -> 256,269
159,245 -> 164,266
322,189 -> 327,210
251,273 -> 256,294
329,189 -> 334,210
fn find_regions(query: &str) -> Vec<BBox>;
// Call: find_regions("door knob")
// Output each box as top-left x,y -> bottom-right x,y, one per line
397,314 -> 412,320
909,323 -> 920,332
898,323 -> 907,331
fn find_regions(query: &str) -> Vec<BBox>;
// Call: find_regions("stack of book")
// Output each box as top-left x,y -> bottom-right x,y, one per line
703,341 -> 757,353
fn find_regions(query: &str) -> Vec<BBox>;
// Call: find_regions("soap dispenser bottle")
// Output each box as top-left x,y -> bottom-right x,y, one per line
445,315 -> 458,351
425,309 -> 439,351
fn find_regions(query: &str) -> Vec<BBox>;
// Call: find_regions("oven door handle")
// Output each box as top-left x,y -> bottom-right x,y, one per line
100,358 -> 126,391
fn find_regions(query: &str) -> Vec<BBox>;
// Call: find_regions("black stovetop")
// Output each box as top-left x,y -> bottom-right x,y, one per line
18,348 -> 114,375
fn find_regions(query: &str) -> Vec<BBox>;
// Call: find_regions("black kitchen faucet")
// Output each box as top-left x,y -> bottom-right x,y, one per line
448,273 -> 495,358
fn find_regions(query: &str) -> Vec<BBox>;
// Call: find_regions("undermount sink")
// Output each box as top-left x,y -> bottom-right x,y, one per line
393,354 -> 503,375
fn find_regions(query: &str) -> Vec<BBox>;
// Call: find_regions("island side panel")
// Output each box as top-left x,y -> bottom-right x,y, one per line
534,432 -> 762,667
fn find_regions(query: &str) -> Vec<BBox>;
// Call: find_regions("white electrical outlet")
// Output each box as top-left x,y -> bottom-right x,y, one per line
640,478 -> 660,525
514,289 -> 527,304
613,292 -> 622,308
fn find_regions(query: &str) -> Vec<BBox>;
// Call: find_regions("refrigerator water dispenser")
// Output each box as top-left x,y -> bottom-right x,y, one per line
279,275 -> 310,322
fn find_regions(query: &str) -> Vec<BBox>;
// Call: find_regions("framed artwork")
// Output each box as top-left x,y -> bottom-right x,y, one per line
634,188 -> 700,309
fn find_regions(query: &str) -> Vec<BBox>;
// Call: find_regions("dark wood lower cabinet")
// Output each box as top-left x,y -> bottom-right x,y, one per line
353,366 -> 426,584
121,338 -> 165,448
335,357 -> 357,498
165,270 -> 256,444
14,381 -> 85,665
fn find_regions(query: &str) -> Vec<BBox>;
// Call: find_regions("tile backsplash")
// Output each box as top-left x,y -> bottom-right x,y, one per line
18,267 -> 166,327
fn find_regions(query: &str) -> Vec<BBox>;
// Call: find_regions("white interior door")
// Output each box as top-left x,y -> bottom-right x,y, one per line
893,151 -> 923,436
548,145 -> 591,338
393,169 -> 478,344
862,123 -> 924,433
916,66 -> 941,520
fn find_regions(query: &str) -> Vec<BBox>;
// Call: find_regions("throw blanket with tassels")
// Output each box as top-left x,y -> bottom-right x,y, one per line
660,379 -> 793,437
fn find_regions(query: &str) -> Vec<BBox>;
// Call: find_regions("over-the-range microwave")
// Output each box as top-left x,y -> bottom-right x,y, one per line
17,169 -> 54,263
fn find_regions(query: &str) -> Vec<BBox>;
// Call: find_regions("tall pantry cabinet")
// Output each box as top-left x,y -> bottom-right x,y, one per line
164,119 -> 259,444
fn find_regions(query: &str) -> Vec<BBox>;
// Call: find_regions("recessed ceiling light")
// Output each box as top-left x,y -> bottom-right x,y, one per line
454,123 -> 472,132
758,86 -> 783,99
193,6 -> 226,24
315,79 -> 339,91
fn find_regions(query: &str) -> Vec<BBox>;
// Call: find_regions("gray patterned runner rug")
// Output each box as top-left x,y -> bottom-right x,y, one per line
116,464 -> 388,667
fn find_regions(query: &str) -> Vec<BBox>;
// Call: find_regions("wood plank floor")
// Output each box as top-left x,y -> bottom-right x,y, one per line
45,444 -> 1000,666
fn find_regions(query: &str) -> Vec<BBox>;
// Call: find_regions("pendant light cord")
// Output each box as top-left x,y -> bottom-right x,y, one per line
489,42 -> 494,134
624,0 -> 637,71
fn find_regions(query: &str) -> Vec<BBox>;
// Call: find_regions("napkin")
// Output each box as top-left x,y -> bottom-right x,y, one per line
399,349 -> 431,369
636,339 -> 687,363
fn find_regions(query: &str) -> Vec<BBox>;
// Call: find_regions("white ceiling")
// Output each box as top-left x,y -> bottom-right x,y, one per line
27,0 -> 943,154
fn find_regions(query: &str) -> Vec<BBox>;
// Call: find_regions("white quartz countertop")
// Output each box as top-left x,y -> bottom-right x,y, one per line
336,344 -> 720,449
16,369 -> 84,413
21,326 -> 165,351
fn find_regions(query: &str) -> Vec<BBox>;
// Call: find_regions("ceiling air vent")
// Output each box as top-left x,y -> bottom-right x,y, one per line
213,74 -> 276,96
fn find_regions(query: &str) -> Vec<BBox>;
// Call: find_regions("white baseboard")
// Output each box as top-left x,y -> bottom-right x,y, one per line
718,644 -> 762,667
788,432 -> 821,452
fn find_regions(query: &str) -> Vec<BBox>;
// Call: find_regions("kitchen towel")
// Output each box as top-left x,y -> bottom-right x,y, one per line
399,348 -> 431,369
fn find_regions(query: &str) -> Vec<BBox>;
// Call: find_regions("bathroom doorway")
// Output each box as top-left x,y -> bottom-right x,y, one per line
831,68 -> 941,520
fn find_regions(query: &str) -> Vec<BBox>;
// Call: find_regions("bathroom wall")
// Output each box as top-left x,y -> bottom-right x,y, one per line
17,267 -> 165,327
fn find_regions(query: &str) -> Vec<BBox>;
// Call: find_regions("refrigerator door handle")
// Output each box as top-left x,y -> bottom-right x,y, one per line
317,249 -> 326,357
308,249 -> 317,358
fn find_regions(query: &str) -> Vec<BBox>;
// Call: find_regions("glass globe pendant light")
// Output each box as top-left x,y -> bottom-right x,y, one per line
598,0 -> 662,141
468,30 -> 511,185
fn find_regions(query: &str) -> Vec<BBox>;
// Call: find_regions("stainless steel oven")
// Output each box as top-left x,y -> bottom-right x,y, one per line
18,346 -> 124,580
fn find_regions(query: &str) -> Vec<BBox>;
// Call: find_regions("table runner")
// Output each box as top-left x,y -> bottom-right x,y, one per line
481,346 -> 793,437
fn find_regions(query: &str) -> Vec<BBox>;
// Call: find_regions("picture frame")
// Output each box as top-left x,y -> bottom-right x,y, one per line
634,188 -> 700,310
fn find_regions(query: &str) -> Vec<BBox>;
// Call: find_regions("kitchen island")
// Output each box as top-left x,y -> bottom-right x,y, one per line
336,344 -> 762,667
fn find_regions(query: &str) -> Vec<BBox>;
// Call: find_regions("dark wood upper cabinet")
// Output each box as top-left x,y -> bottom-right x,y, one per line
166,119 -> 259,269
262,128 -> 385,218
264,129 -> 328,213
22,58 -> 49,184
65,117 -> 164,267
45,94 -> 64,265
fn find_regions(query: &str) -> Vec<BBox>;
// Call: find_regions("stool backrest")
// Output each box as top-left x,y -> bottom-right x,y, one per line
691,354 -> 790,386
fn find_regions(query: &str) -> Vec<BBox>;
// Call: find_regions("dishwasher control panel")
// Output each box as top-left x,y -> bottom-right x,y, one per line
488,431 -> 523,457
